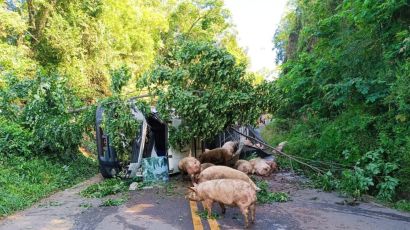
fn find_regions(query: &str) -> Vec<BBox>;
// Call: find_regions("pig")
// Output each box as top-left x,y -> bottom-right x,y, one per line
198,148 -> 233,165
197,165 -> 260,191
178,156 -> 201,182
234,160 -> 253,174
270,161 -> 278,172
243,139 -> 263,149
221,141 -> 238,154
200,163 -> 215,172
243,139 -> 253,146
186,179 -> 256,228
249,158 -> 275,177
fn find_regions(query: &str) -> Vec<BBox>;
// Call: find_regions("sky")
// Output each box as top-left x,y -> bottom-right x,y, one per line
224,0 -> 288,73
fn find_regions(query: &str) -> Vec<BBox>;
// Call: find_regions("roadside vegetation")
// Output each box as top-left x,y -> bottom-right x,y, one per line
255,179 -> 289,204
0,155 -> 96,217
264,0 -> 410,208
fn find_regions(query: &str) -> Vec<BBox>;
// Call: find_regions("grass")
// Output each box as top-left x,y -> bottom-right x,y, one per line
254,179 -> 290,204
165,182 -> 177,196
80,178 -> 128,198
80,176 -> 134,208
196,210 -> 220,219
0,154 -> 97,217
79,203 -> 93,208
100,198 -> 127,207
394,200 -> 410,212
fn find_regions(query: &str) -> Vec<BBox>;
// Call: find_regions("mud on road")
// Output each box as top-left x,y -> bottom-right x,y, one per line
1,172 -> 410,230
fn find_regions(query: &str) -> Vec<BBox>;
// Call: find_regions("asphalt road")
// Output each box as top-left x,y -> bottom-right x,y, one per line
1,172 -> 410,230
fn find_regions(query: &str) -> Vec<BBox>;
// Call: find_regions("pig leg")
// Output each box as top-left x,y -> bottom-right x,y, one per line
191,174 -> 198,184
218,202 -> 226,214
250,203 -> 256,223
239,205 -> 249,228
203,199 -> 213,218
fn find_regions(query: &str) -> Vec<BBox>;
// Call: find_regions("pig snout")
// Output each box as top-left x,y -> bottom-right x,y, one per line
257,166 -> 271,176
185,190 -> 200,201
186,161 -> 201,175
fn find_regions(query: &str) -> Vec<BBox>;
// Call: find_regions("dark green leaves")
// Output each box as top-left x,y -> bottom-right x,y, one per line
141,40 -> 263,147
110,65 -> 131,94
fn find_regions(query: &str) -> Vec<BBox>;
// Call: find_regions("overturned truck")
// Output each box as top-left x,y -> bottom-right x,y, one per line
96,101 -> 272,179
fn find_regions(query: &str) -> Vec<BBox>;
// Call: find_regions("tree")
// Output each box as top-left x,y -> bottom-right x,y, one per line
140,40 -> 262,147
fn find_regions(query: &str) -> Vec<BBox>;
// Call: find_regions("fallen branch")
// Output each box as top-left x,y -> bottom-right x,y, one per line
67,94 -> 151,114
230,127 -> 325,174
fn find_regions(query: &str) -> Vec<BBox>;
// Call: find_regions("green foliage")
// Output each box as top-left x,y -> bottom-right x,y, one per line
394,200 -> 410,212
21,71 -> 86,156
1,71 -> 90,157
196,210 -> 220,220
97,67 -> 149,162
100,98 -> 145,163
339,167 -> 374,199
314,171 -> 339,192
255,179 -> 289,204
269,0 -> 410,200
141,40 -> 263,147
100,197 -> 127,207
80,178 -> 127,198
0,118 -> 33,157
346,149 -> 400,201
0,0 -> 244,100
0,154 -> 97,217
110,65 -> 132,94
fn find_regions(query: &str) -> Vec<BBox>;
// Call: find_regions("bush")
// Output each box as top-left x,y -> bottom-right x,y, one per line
0,117 -> 33,157
262,117 -> 401,201
29,115 -> 84,157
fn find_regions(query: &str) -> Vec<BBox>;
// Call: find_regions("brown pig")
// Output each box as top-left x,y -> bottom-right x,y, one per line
268,161 -> 278,172
249,158 -> 274,177
186,179 -> 257,228
199,148 -> 233,165
221,141 -> 238,154
234,160 -> 253,174
178,157 -> 201,182
197,165 -> 260,191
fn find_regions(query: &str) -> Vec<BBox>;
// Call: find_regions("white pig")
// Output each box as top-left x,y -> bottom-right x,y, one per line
197,165 -> 260,191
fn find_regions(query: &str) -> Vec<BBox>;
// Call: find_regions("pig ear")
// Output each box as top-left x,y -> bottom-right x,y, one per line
193,182 -> 198,187
188,187 -> 197,192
